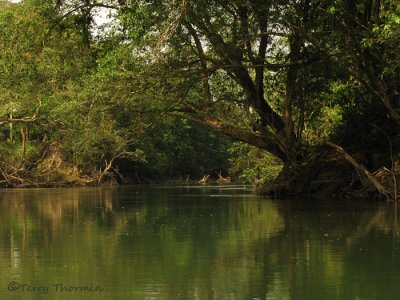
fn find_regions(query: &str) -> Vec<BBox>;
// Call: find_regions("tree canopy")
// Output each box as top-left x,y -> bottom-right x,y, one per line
0,0 -> 399,199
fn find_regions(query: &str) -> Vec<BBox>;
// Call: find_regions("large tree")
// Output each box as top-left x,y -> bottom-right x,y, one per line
3,0 -> 398,197
105,0 -> 398,198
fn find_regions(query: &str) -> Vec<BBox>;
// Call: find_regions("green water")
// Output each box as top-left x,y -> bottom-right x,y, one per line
0,185 -> 399,300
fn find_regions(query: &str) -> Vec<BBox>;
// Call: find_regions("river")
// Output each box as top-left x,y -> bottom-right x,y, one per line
0,185 -> 399,299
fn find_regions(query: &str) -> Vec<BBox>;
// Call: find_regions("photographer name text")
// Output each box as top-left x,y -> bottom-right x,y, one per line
7,281 -> 104,294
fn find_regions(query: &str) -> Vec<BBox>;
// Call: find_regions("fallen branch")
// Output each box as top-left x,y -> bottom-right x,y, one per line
217,171 -> 231,184
198,175 -> 210,184
327,142 -> 392,200
372,125 -> 398,201
97,159 -> 114,184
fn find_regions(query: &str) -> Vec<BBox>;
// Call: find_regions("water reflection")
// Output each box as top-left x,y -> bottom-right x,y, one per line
0,186 -> 399,299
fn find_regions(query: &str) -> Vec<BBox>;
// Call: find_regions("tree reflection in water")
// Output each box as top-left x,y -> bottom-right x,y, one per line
0,186 -> 399,299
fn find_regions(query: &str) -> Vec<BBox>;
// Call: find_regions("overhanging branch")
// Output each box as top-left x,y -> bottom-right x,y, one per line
185,111 -> 286,161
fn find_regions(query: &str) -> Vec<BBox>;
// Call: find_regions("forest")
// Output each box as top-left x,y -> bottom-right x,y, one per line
0,0 -> 399,200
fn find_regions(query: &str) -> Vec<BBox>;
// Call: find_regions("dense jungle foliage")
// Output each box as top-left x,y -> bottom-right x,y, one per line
0,0 -> 399,199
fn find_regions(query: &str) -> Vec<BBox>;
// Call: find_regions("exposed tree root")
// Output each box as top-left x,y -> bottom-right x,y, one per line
327,142 -> 393,200
0,142 -> 119,188
259,143 -> 399,200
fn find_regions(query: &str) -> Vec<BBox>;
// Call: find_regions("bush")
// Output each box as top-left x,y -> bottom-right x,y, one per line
228,142 -> 283,185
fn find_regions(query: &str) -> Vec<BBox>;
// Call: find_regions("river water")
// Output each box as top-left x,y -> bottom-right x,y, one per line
0,185 -> 399,299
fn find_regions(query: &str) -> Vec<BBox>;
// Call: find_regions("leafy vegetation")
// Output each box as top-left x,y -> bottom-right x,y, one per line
228,142 -> 282,185
0,0 -> 399,199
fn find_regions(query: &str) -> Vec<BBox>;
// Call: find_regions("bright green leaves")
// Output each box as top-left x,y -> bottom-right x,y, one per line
0,2 -> 44,119
0,0 -> 398,186
228,142 -> 282,185
370,1 -> 400,78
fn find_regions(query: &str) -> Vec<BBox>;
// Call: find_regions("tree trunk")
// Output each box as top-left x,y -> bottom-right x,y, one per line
260,140 -> 398,200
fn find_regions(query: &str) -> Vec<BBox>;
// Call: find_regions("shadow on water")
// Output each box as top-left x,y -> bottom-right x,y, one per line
0,185 -> 399,299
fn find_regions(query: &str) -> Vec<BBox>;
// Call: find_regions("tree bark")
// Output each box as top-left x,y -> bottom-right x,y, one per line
185,111 -> 286,161
327,142 -> 392,200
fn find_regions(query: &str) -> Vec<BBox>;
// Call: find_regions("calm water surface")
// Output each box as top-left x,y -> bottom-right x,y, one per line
0,185 -> 399,299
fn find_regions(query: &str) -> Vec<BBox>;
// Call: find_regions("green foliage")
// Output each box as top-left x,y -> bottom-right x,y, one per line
301,79 -> 364,144
228,142 -> 282,185
1,0 -> 399,189
136,118 -> 232,180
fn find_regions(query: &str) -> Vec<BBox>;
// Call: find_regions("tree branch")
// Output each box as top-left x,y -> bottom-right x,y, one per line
0,116 -> 37,127
185,22 -> 212,105
185,110 -> 286,161
327,141 -> 392,200
59,2 -> 118,21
